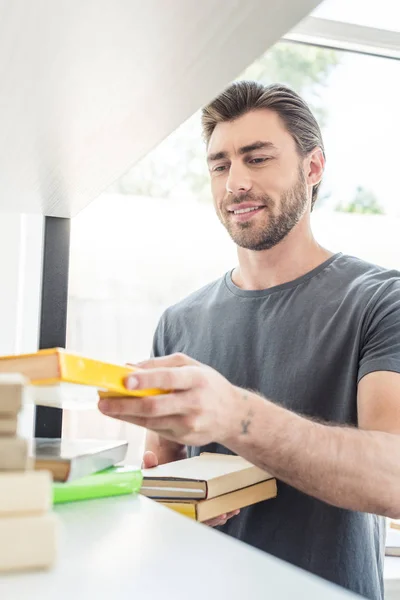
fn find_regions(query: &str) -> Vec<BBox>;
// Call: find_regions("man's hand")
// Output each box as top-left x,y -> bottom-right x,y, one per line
141,449 -> 240,527
98,353 -> 243,447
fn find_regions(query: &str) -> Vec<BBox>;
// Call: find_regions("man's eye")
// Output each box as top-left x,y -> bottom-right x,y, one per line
213,165 -> 227,172
249,157 -> 269,164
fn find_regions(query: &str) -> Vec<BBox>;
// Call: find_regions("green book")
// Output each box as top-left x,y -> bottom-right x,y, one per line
53,465 -> 143,504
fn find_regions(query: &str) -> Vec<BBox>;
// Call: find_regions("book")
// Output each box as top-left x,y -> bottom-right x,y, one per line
160,479 -> 277,522
0,347 -> 166,400
0,471 -> 52,516
0,513 -> 58,572
32,438 -> 128,482
0,437 -> 30,470
0,373 -> 30,415
140,453 -> 274,500
53,465 -> 143,503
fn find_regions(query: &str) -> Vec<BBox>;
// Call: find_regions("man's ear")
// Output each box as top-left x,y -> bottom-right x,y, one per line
306,147 -> 325,188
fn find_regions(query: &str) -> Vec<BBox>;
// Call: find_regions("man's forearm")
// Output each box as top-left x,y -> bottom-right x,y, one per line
224,388 -> 400,518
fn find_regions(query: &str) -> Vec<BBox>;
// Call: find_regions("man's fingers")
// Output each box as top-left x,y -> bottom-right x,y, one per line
98,411 -> 191,437
204,515 -> 228,527
204,509 -> 240,527
142,451 -> 158,469
124,366 -> 204,393
98,392 -> 192,418
226,509 -> 240,519
137,353 -> 201,370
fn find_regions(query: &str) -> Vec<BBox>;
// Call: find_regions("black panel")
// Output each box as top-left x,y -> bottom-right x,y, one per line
34,216 -> 70,438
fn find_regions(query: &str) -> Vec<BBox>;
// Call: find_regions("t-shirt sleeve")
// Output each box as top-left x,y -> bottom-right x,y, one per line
358,280 -> 400,383
150,312 -> 167,358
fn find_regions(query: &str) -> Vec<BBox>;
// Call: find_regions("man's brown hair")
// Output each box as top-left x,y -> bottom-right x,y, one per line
201,81 -> 325,209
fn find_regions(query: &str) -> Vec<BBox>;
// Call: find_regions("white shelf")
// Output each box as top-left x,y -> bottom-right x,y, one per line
0,494 -> 358,599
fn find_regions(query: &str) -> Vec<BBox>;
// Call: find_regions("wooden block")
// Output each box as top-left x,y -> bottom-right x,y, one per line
0,471 -> 52,516
0,415 -> 18,436
0,513 -> 58,572
0,437 -> 30,470
0,373 -> 29,416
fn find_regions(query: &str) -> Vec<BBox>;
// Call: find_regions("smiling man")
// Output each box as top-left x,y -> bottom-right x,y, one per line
99,82 -> 400,600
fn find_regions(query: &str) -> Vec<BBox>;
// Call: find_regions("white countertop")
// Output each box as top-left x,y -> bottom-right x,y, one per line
0,494 -> 360,599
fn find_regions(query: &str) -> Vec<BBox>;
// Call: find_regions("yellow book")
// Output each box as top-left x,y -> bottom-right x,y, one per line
0,348 -> 166,400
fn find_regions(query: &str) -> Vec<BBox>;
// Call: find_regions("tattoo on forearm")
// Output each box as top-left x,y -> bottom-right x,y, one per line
240,393 -> 253,434
241,419 -> 251,434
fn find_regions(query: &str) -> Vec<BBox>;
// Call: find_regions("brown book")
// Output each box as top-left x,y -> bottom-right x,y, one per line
0,373 -> 29,416
160,479 -> 277,522
32,438 -> 128,482
0,437 -> 30,470
0,471 -> 51,516
0,415 -> 18,436
0,513 -> 58,572
141,453 -> 274,500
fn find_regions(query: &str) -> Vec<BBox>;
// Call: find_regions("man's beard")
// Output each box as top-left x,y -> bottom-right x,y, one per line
218,168 -> 309,251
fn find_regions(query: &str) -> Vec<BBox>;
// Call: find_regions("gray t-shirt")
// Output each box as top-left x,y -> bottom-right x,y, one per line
152,253 -> 400,600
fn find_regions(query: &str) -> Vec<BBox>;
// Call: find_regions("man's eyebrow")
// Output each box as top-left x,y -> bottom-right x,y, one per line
207,150 -> 228,163
207,141 -> 277,163
239,140 -> 278,154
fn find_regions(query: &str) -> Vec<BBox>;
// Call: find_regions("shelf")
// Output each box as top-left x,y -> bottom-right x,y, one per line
0,493 -> 360,599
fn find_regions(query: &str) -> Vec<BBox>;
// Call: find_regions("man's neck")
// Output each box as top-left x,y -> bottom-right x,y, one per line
232,227 -> 334,291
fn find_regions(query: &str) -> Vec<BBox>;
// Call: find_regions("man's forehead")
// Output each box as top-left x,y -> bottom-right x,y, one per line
207,109 -> 288,155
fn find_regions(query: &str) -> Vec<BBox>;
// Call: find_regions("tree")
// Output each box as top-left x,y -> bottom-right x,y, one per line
111,42 -> 339,201
336,186 -> 385,215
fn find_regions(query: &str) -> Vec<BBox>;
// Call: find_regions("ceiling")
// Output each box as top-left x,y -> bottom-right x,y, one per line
0,0 -> 322,217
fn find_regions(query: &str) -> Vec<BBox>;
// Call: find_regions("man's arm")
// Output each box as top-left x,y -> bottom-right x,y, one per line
99,355 -> 400,518
223,370 -> 400,518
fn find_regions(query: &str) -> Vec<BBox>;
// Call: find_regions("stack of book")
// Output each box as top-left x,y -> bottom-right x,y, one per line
141,453 -> 277,522
0,348 -> 139,483
0,374 -> 58,572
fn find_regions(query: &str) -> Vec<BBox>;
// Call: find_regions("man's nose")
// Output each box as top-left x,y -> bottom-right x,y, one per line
226,162 -> 252,195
